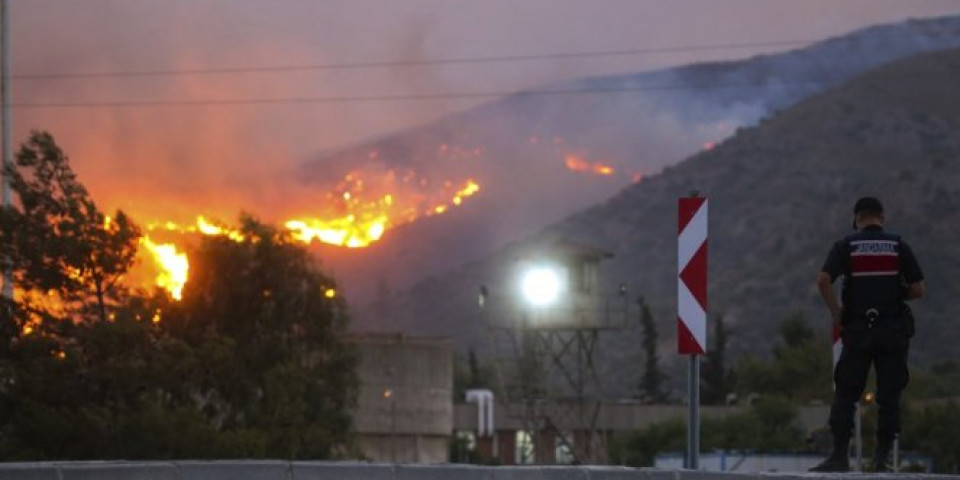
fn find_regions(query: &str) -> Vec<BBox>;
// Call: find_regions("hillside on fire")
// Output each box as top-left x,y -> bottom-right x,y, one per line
384,47 -> 960,395
307,15 -> 960,317
0,134 -> 359,460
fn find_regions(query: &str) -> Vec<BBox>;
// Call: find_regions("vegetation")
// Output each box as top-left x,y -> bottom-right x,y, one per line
637,297 -> 668,402
701,313 -> 735,405
0,131 -> 358,460
735,313 -> 833,404
610,308 -> 960,473
609,396 -> 805,467
902,401 -> 960,473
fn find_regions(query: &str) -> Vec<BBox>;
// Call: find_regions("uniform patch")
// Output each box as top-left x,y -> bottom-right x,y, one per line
850,240 -> 899,277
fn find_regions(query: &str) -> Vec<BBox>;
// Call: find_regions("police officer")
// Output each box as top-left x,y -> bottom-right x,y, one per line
810,197 -> 925,472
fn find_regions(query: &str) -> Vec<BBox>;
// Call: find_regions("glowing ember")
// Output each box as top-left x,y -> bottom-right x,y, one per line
565,154 -> 615,176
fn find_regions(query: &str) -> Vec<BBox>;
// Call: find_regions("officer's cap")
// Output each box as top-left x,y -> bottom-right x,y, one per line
853,197 -> 884,216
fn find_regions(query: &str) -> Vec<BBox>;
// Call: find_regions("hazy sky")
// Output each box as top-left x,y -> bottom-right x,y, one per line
7,0 -> 960,219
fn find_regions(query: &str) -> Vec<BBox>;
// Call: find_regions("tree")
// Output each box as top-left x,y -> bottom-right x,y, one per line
701,313 -> 735,404
0,132 -> 359,460
902,401 -> 960,473
164,217 -> 360,458
735,313 -> 832,403
0,130 -> 140,325
637,297 -> 668,403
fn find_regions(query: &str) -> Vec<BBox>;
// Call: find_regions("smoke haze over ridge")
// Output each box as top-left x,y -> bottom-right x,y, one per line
8,0 -> 960,226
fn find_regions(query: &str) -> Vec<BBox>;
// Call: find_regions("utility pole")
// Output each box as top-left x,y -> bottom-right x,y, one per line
1,0 -> 12,301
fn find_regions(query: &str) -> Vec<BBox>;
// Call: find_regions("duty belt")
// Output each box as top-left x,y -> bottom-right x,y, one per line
847,308 -> 902,329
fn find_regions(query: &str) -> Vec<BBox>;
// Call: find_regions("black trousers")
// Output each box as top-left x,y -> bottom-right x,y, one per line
828,323 -> 910,441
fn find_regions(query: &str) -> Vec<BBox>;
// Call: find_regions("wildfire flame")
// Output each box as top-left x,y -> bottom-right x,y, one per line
130,172 -> 483,300
565,154 -> 615,176
285,177 -> 480,248
140,237 -> 188,301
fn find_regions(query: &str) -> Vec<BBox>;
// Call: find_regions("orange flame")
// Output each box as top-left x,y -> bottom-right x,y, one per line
286,177 -> 481,248
565,155 -> 615,176
140,237 -> 188,301
131,173 -> 483,299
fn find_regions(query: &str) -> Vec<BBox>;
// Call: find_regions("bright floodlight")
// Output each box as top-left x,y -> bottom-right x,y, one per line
520,266 -> 563,307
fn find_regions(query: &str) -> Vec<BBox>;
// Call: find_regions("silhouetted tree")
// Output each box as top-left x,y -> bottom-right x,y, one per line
164,217 -> 359,458
0,130 -> 139,325
637,297 -> 668,402
701,313 -> 735,404
0,133 -> 358,460
735,313 -> 832,403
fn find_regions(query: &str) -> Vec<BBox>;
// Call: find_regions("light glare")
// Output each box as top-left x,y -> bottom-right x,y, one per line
521,267 -> 563,307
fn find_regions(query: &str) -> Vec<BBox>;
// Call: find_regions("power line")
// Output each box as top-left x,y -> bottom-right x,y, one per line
12,39 -> 818,81
10,63 -> 959,110
11,83 -> 774,109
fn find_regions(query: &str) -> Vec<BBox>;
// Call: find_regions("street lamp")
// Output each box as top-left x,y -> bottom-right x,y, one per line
519,265 -> 565,308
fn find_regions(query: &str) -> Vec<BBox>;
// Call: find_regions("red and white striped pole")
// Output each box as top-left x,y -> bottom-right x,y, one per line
678,195 -> 707,469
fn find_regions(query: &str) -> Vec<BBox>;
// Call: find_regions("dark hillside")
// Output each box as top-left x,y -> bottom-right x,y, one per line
305,15 -> 960,316
390,48 -> 960,394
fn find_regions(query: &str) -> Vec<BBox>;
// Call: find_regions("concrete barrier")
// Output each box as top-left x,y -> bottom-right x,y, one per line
0,461 -> 956,480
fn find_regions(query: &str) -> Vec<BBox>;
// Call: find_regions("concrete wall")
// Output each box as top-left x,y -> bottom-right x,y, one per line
352,334 -> 453,463
0,461 -> 953,480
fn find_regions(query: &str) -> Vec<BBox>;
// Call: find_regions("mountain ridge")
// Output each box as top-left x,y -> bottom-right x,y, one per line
386,47 -> 960,395
300,15 -> 960,331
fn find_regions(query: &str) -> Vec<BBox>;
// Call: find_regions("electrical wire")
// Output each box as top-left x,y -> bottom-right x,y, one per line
11,67 -> 959,109
11,39 -> 820,80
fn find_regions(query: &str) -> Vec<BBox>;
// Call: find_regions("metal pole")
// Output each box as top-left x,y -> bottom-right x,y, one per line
893,436 -> 899,472
391,395 -> 397,462
854,403 -> 862,471
1,0 -> 13,301
686,355 -> 700,469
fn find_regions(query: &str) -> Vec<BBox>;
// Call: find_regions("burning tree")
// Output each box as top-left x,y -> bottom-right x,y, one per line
160,217 -> 360,458
1,130 -> 140,327
0,132 -> 358,459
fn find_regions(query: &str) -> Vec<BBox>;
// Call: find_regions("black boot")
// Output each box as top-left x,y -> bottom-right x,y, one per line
873,437 -> 894,473
810,431 -> 851,472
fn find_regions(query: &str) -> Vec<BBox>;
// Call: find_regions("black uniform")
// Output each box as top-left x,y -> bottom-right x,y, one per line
821,225 -> 924,443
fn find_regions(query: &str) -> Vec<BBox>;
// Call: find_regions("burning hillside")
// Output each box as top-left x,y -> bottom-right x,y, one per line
132,166 -> 482,300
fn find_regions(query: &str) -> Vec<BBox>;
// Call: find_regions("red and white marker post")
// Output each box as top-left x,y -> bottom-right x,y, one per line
678,195 -> 708,469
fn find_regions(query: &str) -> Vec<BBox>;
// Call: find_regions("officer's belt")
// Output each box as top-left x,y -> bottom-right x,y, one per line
844,308 -> 903,329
